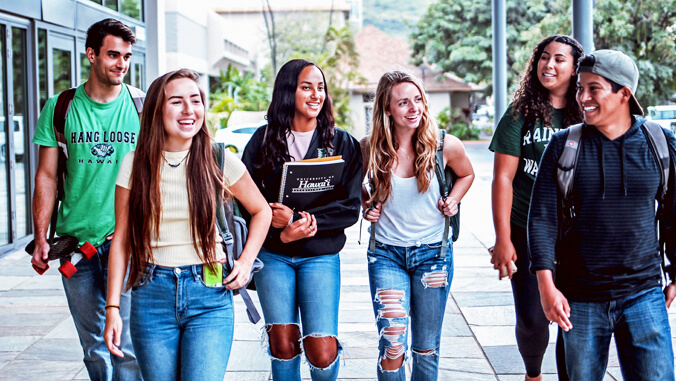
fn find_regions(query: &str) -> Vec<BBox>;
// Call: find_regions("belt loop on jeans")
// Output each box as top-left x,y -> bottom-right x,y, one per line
146,264 -> 156,282
190,265 -> 200,282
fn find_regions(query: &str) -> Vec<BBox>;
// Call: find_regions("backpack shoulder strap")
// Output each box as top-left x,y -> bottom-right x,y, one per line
557,123 -> 584,200
436,129 -> 452,256
642,121 -> 670,202
48,88 -> 76,243
360,136 -> 379,253
125,84 -> 145,115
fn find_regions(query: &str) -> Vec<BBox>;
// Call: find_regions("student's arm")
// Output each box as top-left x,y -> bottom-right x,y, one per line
31,146 -> 59,269
223,171 -> 272,290
536,269 -> 572,331
360,136 -> 382,223
491,152 -> 520,278
305,136 -> 363,232
104,185 -> 131,358
663,131 -> 676,308
438,134 -> 474,216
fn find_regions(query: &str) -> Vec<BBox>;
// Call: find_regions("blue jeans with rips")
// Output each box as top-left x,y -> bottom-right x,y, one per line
367,240 -> 454,381
563,286 -> 674,381
60,240 -> 141,381
255,248 -> 342,381
129,264 -> 234,381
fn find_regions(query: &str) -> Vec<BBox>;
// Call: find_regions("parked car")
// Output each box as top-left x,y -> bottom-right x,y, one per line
647,105 -> 676,133
214,121 -> 266,157
0,116 -> 25,162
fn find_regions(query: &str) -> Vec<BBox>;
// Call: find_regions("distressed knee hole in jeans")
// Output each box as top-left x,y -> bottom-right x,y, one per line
381,322 -> 407,360
421,265 -> 448,288
375,289 -> 407,318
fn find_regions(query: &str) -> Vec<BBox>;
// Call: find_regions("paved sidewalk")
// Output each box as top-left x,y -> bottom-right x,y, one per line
0,142 -> 667,380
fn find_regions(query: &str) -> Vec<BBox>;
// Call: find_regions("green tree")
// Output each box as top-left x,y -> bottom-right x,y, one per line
410,0 -> 554,91
209,64 -> 270,129
411,0 -> 676,105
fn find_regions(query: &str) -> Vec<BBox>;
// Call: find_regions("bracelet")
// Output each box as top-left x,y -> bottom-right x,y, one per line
105,304 -> 120,310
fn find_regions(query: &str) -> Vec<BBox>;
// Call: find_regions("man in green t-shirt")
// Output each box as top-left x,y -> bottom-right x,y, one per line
31,19 -> 142,380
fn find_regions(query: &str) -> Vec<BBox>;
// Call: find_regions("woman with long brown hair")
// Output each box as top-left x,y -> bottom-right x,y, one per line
489,35 -> 584,380
103,69 -> 271,381
362,70 -> 474,380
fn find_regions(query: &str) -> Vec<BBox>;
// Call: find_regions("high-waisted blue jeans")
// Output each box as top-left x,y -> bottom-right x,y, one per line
367,240 -> 453,381
130,264 -> 234,381
255,248 -> 342,381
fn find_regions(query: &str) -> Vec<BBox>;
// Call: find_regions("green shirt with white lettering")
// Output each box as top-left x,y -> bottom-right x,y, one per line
488,104 -> 564,228
32,84 -> 140,247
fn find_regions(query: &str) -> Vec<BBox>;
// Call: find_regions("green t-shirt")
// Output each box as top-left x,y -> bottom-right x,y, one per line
32,84 -> 140,247
488,104 -> 564,228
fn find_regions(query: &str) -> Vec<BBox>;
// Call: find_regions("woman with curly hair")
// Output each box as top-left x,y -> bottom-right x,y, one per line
489,35 -> 584,380
362,70 -> 474,380
103,69 -> 271,381
241,59 -> 362,381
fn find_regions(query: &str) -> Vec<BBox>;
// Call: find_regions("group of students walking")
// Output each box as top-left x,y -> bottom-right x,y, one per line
29,17 -> 676,381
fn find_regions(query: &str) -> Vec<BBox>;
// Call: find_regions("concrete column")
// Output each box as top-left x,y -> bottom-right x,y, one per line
144,0 -> 166,82
572,0 -> 594,53
492,0 -> 507,128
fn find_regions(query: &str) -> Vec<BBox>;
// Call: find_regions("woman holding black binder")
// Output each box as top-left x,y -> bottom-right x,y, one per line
241,59 -> 362,381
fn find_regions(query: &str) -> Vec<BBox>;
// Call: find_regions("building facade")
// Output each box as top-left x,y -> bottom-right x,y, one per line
0,0 -> 147,256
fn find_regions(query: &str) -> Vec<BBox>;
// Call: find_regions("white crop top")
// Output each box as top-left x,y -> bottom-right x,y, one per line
375,172 -> 445,246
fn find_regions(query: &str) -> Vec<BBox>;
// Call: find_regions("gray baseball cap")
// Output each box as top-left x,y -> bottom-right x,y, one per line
578,49 -> 643,116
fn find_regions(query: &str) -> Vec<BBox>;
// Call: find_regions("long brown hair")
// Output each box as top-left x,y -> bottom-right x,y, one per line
368,71 -> 438,205
127,69 -> 224,288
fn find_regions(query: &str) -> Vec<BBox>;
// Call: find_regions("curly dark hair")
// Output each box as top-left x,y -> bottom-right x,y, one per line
258,59 -> 335,173
512,35 -> 584,128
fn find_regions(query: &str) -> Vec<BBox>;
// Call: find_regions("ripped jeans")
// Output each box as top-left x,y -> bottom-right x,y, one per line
367,240 -> 453,381
255,248 -> 341,381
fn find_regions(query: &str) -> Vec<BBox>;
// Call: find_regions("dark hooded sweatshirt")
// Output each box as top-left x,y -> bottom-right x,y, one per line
529,116 -> 676,302
241,126 -> 363,257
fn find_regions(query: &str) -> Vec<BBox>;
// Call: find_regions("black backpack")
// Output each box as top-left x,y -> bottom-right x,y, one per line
556,121 -> 672,273
213,143 -> 264,324
363,129 -> 459,257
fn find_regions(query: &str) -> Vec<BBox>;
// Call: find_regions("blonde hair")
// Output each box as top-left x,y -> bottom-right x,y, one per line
368,71 -> 439,205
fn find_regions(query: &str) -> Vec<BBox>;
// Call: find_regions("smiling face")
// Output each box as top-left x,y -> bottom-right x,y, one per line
162,77 -> 205,151
87,35 -> 132,87
576,72 -> 630,129
387,82 -> 423,131
294,65 -> 326,122
537,41 -> 576,97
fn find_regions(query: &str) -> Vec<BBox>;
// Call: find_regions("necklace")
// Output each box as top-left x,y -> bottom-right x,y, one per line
398,148 -> 413,160
163,152 -> 189,168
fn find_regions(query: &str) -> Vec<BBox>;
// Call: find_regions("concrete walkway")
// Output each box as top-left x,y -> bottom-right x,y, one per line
0,142 -> 666,380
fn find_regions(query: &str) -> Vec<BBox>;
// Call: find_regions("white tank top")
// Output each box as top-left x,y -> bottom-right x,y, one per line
375,172 -> 445,246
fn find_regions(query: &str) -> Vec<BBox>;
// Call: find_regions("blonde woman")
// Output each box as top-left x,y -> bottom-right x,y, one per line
362,71 -> 474,380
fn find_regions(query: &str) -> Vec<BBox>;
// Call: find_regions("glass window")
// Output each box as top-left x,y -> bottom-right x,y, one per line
53,48 -> 72,95
104,0 -> 118,12
80,53 -> 89,85
88,0 -> 103,4
38,29 -> 47,109
121,0 -> 143,21
134,62 -> 143,89
12,27 -> 30,237
0,24 -> 8,245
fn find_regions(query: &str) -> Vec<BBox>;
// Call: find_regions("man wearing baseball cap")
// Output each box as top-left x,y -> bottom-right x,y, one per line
528,49 -> 676,380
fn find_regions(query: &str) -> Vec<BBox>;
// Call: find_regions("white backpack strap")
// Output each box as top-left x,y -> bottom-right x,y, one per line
125,84 -> 145,114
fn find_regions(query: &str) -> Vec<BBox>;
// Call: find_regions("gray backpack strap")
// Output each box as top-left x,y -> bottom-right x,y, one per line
125,84 -> 145,115
435,129 -> 450,258
642,121 -> 670,202
557,123 -> 584,202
